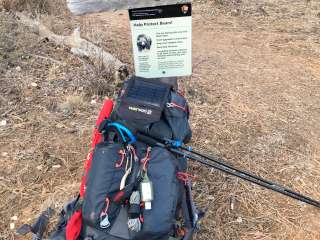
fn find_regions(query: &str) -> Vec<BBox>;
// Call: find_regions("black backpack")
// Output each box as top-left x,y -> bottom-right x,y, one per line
47,76 -> 203,240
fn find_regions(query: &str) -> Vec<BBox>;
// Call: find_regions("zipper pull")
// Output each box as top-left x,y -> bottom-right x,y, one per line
100,214 -> 111,229
100,197 -> 111,229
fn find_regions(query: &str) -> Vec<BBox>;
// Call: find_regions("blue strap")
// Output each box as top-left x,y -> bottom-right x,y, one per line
172,140 -> 183,148
107,122 -> 136,144
186,146 -> 193,151
164,138 -> 183,148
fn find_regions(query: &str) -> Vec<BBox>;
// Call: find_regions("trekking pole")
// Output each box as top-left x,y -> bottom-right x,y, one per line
179,145 -> 320,207
136,133 -> 320,209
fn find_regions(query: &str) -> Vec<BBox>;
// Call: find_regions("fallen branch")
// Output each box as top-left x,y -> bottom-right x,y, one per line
16,13 -> 128,79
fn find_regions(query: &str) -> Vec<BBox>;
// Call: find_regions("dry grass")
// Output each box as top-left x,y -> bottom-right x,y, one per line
183,1 -> 320,239
0,9 -> 120,239
1,0 -> 67,15
1,1 -> 320,240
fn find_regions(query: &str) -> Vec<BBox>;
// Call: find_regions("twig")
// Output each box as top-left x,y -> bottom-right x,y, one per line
30,54 -> 63,65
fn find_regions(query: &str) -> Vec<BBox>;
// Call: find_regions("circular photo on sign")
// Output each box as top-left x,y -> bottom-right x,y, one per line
137,34 -> 152,52
181,5 -> 189,14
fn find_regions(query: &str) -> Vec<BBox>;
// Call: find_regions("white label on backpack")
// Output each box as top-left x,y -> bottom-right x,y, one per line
140,178 -> 154,210
129,3 -> 192,78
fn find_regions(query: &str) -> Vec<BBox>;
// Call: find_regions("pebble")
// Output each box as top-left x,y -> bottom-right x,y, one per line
56,123 -> 64,129
66,128 -> 78,134
91,99 -> 97,104
1,152 -> 8,157
52,164 -> 61,169
36,165 -> 43,170
15,66 -> 21,72
236,217 -> 243,223
31,82 -> 38,88
230,196 -> 235,211
10,222 -> 15,230
11,216 -> 18,221
0,120 -> 7,126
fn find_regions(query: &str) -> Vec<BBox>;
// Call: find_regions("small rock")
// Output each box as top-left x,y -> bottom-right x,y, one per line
91,99 -> 97,104
25,97 -> 33,102
11,216 -> 18,221
1,152 -> 8,157
15,66 -> 21,72
52,164 -> 61,169
0,120 -> 7,126
231,9 -> 241,16
66,128 -> 78,134
236,217 -> 243,223
294,176 -> 301,182
56,123 -> 64,129
10,222 -> 15,230
36,165 -> 43,170
31,82 -> 38,88
230,196 -> 235,211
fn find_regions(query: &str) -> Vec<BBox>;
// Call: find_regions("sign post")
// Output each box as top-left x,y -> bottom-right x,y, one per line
129,3 -> 192,78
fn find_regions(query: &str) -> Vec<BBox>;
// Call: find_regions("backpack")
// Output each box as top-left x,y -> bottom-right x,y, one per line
48,76 -> 203,240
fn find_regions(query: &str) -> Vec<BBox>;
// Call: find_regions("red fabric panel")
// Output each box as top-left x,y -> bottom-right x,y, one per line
66,210 -> 82,240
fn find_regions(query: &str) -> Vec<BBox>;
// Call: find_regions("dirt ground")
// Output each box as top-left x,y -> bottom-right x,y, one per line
1,0 -> 320,239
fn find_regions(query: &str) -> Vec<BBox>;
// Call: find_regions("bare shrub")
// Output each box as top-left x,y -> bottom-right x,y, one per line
80,64 -> 120,98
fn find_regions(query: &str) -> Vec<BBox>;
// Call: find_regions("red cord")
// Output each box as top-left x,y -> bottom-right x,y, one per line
141,147 -> 152,172
115,149 -> 126,168
100,197 -> 110,217
169,102 -> 187,112
176,172 -> 196,185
